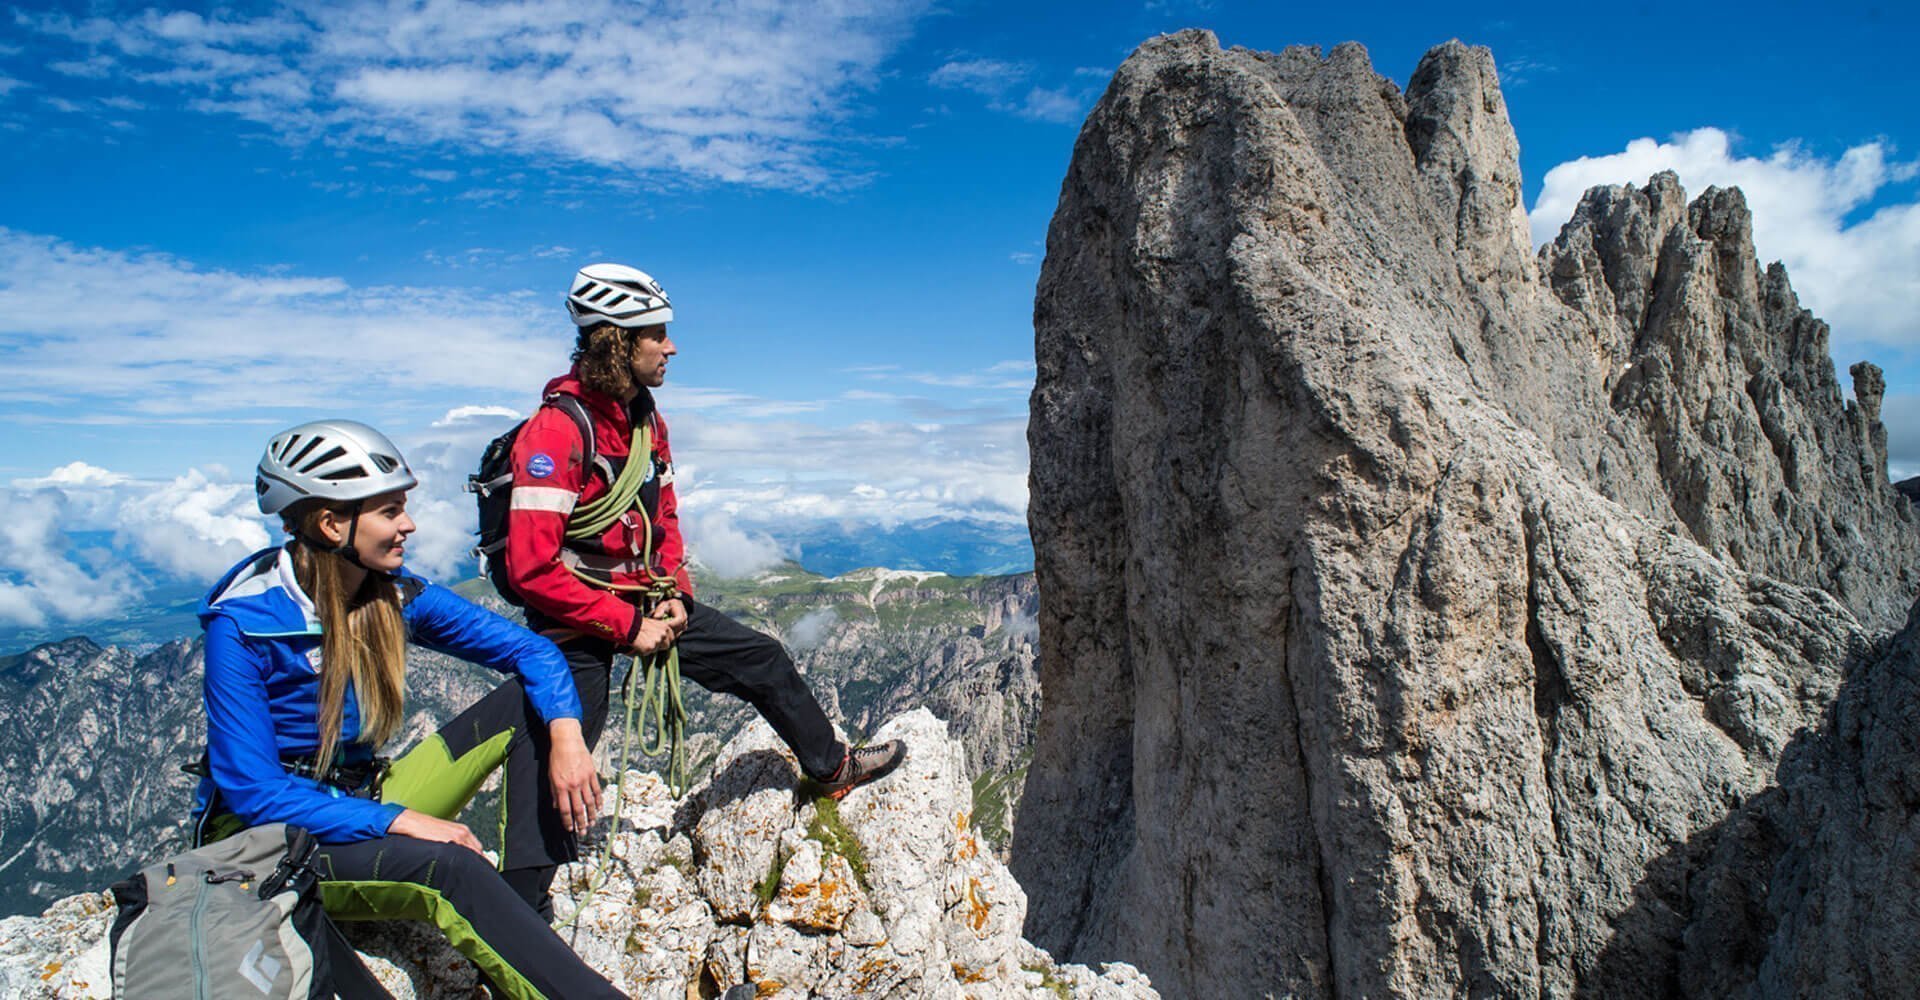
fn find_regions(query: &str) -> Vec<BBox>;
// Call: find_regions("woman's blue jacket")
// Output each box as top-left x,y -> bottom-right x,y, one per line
196,546 -> 580,842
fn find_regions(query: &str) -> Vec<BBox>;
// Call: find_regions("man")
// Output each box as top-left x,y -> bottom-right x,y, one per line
502,262 -> 904,915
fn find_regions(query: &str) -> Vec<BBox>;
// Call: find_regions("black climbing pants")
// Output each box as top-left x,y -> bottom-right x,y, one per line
313,835 -> 622,999
534,597 -> 845,797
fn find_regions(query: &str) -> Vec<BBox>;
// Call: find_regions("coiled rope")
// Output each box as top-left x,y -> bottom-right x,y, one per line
556,417 -> 693,931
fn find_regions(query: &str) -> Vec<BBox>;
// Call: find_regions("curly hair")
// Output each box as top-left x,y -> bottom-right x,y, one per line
571,322 -> 642,399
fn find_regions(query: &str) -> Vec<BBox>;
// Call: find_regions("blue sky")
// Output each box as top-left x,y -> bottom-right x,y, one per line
1,0 -> 1916,633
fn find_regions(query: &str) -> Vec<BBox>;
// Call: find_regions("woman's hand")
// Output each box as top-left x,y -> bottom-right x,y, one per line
389,808 -> 484,854
547,719 -> 602,834
628,617 -> 676,656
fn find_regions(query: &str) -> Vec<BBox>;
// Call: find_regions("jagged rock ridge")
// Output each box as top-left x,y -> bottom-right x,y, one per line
1015,29 -> 1916,998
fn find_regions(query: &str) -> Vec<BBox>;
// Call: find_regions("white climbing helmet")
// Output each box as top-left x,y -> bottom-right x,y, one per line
255,419 -> 418,515
566,263 -> 674,328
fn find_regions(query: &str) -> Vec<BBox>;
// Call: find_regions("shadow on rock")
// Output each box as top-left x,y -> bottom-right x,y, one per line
675,747 -> 805,826
1590,599 -> 1920,998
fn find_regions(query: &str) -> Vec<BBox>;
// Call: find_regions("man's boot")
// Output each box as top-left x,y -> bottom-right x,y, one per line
815,740 -> 907,800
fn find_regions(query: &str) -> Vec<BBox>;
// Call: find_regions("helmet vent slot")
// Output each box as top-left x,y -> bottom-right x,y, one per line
317,466 -> 369,481
370,454 -> 399,473
287,436 -> 325,468
584,284 -> 613,302
604,293 -> 629,308
299,445 -> 347,473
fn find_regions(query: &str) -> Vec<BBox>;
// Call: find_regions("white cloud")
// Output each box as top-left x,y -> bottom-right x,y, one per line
786,606 -> 839,651
1885,393 -> 1920,482
13,461 -> 129,489
21,0 -> 931,190
674,407 -> 1031,530
113,470 -> 271,580
1001,605 -> 1038,645
1016,86 -> 1082,124
393,412 -> 525,581
928,56 -> 1091,123
411,168 -> 456,182
682,510 -> 787,579
0,489 -> 139,627
0,75 -> 25,97
433,405 -> 522,428
1531,128 -> 1920,349
49,55 -> 116,79
0,466 -> 267,627
0,227 -> 552,418
929,58 -> 1029,95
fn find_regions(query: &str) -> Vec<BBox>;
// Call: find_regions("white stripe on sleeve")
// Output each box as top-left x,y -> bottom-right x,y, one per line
510,487 -> 578,514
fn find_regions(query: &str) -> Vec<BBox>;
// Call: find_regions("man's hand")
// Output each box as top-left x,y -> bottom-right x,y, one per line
546,718 -> 602,834
389,809 -> 484,855
629,616 -> 676,655
654,597 -> 689,637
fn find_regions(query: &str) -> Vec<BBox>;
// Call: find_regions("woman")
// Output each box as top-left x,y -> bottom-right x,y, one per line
195,418 -> 625,999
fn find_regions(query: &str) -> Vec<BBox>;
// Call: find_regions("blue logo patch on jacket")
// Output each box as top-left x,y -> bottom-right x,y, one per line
527,453 -> 555,479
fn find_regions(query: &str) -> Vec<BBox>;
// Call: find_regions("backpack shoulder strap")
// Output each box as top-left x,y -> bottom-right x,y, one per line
544,392 -> 612,484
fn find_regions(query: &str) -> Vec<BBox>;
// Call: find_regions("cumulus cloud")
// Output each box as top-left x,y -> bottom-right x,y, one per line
671,397 -> 1030,529
20,0 -> 931,190
394,409 -> 526,581
1530,128 -> 1920,350
13,461 -> 129,489
681,510 -> 789,580
433,405 -> 522,428
786,606 -> 839,651
0,488 -> 140,627
113,470 -> 271,580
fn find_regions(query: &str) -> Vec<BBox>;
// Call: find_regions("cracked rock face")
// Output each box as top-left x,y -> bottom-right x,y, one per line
1014,29 -> 1915,999
1,710 -> 1157,1000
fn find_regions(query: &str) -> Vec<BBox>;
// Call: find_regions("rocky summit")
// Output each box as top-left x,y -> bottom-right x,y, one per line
1016,29 -> 1917,1000
1,711 -> 1156,999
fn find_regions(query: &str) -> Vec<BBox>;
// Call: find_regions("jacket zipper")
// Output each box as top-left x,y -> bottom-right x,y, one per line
191,877 -> 212,1000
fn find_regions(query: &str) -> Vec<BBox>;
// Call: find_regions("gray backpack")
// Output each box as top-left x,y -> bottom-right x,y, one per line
109,824 -> 390,999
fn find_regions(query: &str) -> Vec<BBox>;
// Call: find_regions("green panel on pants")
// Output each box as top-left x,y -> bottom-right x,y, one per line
379,728 -> 516,825
320,879 -> 545,1000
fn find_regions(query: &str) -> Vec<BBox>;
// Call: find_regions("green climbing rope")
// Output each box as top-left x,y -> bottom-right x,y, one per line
637,610 -> 690,798
565,423 -> 651,541
550,416 -> 696,932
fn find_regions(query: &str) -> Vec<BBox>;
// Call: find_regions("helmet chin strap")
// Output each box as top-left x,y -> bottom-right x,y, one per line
299,501 -> 367,568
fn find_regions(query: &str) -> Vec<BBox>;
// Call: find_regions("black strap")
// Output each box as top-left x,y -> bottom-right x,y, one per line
545,392 -> 597,479
322,915 -> 397,999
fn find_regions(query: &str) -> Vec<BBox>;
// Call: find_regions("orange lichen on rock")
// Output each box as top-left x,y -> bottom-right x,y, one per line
965,877 -> 991,934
